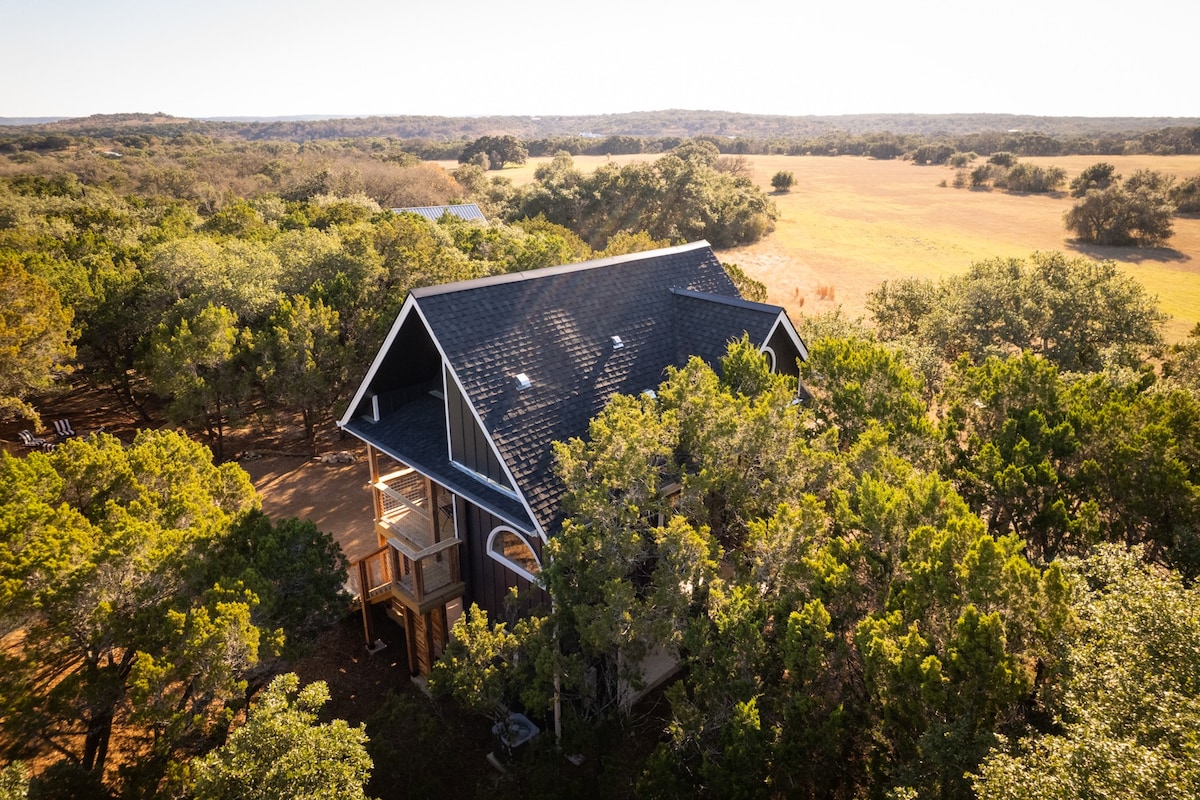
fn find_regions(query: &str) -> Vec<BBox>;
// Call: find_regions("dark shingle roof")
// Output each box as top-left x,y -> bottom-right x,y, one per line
670,288 -> 788,367
410,241 -> 787,535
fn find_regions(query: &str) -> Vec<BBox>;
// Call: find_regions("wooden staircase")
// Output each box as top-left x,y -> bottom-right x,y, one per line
352,535 -> 464,676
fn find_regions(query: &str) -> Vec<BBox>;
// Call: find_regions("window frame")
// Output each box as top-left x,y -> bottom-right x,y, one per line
485,525 -> 542,583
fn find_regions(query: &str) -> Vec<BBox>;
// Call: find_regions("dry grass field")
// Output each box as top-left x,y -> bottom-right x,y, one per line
457,154 -> 1200,343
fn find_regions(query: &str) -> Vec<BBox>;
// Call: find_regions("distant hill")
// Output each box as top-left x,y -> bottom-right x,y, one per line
4,110 -> 1198,142
0,117 -> 67,126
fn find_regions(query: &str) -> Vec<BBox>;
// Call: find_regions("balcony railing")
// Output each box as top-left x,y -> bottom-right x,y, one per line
372,467 -> 454,551
355,535 -> 464,616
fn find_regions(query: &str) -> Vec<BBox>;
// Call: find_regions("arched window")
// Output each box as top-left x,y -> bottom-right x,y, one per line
486,526 -> 541,582
761,345 -> 778,372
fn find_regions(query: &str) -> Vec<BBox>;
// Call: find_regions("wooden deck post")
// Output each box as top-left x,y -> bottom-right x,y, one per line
427,478 -> 442,544
404,606 -> 420,675
368,446 -> 384,536
358,560 -> 374,646
413,559 -> 426,602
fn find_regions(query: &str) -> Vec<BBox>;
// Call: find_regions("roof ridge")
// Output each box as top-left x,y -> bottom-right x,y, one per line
671,286 -> 783,314
410,240 -> 714,299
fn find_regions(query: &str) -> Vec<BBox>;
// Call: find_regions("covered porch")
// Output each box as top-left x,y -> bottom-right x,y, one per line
341,392 -> 537,675
353,446 -> 465,676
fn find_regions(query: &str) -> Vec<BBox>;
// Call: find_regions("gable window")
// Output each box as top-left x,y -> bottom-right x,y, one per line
486,526 -> 541,582
761,345 -> 778,372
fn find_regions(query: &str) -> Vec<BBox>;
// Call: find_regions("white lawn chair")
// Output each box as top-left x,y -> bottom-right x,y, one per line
18,430 -> 49,449
52,419 -> 77,439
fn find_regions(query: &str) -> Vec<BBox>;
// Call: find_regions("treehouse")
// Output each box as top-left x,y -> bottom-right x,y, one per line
338,241 -> 806,676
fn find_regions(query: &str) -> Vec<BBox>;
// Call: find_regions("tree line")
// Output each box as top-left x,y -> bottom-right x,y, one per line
929,151 -> 1194,249
6,114 -> 1200,168
3,127 -> 1200,798
0,175 -> 583,455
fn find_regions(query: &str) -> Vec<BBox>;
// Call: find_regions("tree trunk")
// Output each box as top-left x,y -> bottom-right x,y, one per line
303,407 -> 316,454
81,708 -> 114,774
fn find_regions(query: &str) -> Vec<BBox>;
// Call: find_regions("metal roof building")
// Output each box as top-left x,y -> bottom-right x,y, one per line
391,204 -> 487,223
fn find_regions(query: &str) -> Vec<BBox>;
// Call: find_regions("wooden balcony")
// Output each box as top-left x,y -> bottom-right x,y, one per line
372,467 -> 454,550
355,535 -> 464,616
352,449 -> 464,674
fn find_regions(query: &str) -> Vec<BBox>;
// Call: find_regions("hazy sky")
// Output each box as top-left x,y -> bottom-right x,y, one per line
2,0 -> 1195,119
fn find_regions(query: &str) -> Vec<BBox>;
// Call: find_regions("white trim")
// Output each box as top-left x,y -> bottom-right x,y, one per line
761,345 -> 777,372
338,298 -> 543,540
442,358 -> 519,499
442,359 -> 548,543
441,363 -> 455,482
450,459 -> 523,502
485,525 -> 542,583
763,311 -> 808,364
340,425 -> 534,534
410,302 -> 546,543
409,240 -> 715,300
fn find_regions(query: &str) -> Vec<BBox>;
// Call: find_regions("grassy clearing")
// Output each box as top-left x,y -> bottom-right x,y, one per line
731,154 -> 1200,343
443,154 -> 1200,343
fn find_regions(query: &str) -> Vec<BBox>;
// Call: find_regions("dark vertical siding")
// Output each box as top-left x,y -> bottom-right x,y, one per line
456,496 -> 548,620
446,368 -> 468,466
445,369 -> 512,489
768,324 -> 802,377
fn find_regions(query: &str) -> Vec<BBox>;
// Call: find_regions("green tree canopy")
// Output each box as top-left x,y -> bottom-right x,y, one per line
0,255 -> 76,422
0,431 -> 348,796
799,334 -> 932,453
974,545 -> 1200,800
939,351 -> 1200,572
0,431 -> 257,782
1064,169 -> 1177,246
189,673 -> 374,800
458,135 -> 528,170
509,149 -> 777,250
0,764 -> 25,800
868,251 -> 1167,372
140,303 -> 247,461
1069,162 -> 1118,197
251,294 -> 353,448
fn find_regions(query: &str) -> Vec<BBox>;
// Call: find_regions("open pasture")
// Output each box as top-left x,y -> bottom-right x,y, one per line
470,153 -> 1200,342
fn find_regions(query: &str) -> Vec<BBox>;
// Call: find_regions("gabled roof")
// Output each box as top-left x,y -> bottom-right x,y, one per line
340,241 -> 804,538
670,288 -> 807,368
391,204 -> 486,223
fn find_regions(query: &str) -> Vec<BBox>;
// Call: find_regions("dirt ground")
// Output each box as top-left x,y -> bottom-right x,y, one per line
238,452 -> 377,564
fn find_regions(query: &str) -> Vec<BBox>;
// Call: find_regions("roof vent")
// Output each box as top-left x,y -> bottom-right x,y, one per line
514,372 -> 532,391
611,335 -> 625,350
642,389 -> 657,400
